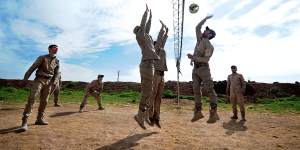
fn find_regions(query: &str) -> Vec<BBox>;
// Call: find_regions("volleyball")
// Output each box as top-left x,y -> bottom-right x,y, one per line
189,3 -> 199,14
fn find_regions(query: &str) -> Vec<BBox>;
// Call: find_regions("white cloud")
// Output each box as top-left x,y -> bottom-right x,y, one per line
1,0 -> 300,83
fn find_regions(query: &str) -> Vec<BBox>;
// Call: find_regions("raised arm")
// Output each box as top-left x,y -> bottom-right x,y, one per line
196,15 -> 213,42
154,20 -> 166,50
162,26 -> 169,48
145,10 -> 152,34
23,56 -> 43,80
140,5 -> 149,33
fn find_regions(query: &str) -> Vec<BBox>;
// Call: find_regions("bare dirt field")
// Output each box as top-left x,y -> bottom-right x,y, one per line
1,102 -> 300,150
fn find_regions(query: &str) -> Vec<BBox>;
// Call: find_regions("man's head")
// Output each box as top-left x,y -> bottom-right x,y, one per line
97,74 -> 104,81
231,65 -> 237,73
48,44 -> 58,57
203,26 -> 216,40
133,26 -> 141,34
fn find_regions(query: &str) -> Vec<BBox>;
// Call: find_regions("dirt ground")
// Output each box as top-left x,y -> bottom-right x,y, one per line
0,101 -> 300,150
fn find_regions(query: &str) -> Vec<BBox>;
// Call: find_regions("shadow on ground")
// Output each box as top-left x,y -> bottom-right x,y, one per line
223,119 -> 248,135
49,111 -> 78,117
96,132 -> 158,150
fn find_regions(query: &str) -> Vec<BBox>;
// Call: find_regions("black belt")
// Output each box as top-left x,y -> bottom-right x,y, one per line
194,63 -> 208,68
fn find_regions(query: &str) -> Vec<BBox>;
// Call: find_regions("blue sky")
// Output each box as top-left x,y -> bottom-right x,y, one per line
0,0 -> 299,83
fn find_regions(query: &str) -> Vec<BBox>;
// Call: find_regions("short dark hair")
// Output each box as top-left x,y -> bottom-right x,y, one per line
98,74 -> 104,78
48,44 -> 58,49
153,41 -> 157,45
231,65 -> 237,69
206,26 -> 216,40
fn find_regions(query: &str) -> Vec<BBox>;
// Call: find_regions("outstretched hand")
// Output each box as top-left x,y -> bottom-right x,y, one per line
205,14 -> 213,20
159,20 -> 165,27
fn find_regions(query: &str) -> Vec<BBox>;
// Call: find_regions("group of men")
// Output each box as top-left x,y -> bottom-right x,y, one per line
18,5 -> 247,132
133,5 -> 246,129
133,5 -> 169,129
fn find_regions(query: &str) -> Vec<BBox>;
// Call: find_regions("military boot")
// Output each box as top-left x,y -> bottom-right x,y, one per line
98,105 -> 104,110
20,116 -> 28,131
191,104 -> 204,122
35,113 -> 48,125
153,118 -> 161,128
134,108 -> 146,130
231,109 -> 238,119
79,105 -> 84,113
207,107 -> 219,123
241,111 -> 246,122
54,103 -> 61,107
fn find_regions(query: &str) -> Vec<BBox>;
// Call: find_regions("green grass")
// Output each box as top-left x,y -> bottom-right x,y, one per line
0,86 -> 300,114
0,86 -> 140,105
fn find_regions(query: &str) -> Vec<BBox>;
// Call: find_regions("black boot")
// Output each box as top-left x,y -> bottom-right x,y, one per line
54,103 -> 61,107
241,111 -> 246,122
154,118 -> 161,128
35,113 -> 48,125
79,105 -> 84,113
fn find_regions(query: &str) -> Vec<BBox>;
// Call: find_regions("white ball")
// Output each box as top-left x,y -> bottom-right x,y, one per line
189,3 -> 199,14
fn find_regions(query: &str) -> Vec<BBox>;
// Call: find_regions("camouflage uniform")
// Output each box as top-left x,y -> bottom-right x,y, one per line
149,23 -> 168,126
134,7 -> 159,129
227,72 -> 246,120
51,72 -> 61,106
21,54 -> 59,127
79,76 -> 104,112
190,17 -> 218,123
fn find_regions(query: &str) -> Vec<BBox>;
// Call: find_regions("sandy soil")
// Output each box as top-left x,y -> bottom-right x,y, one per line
0,101 -> 300,150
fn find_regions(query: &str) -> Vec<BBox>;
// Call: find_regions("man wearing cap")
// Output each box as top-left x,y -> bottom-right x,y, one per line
226,65 -> 247,121
148,20 -> 168,128
187,15 -> 219,123
79,74 -> 105,113
19,44 -> 60,131
133,4 -> 160,129
50,72 -> 62,107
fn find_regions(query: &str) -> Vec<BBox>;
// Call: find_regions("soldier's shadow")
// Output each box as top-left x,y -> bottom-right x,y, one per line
222,119 -> 248,136
0,124 -> 34,134
96,132 -> 158,150
49,111 -> 78,117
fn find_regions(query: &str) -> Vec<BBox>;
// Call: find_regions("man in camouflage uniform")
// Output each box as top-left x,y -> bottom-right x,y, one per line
50,72 -> 62,107
226,65 -> 246,121
187,15 -> 219,123
20,44 -> 60,131
79,74 -> 104,113
148,20 -> 168,128
133,5 -> 160,129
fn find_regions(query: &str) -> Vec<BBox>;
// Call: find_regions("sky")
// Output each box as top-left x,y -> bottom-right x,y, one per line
0,0 -> 299,83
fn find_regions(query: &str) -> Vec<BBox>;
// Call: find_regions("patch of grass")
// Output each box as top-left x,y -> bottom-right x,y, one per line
248,96 -> 300,113
1,86 -> 299,114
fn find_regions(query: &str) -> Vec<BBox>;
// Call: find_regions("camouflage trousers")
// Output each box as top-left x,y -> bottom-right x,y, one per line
192,66 -> 217,111
149,71 -> 165,120
230,91 -> 245,114
139,60 -> 154,111
51,83 -> 60,104
80,90 -> 102,108
22,77 -> 52,120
